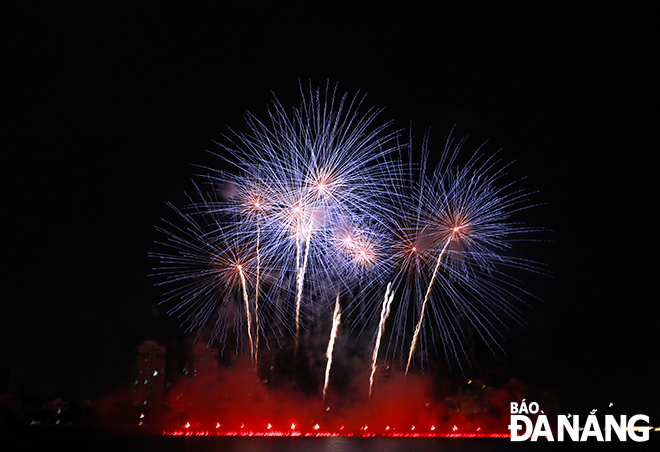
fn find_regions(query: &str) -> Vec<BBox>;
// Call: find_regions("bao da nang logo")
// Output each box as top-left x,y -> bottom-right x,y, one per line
508,400 -> 650,442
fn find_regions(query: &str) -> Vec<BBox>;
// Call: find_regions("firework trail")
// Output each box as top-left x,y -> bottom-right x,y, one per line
394,132 -> 546,373
237,264 -> 256,365
369,282 -> 395,398
254,222 -> 260,368
405,234 -> 453,375
323,295 -> 341,401
202,81 -> 403,343
375,133 -> 438,370
151,85 -> 545,382
295,227 -> 312,352
150,189 -> 261,358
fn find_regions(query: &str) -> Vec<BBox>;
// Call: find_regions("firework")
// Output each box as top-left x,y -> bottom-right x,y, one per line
153,83 -> 403,367
236,264 -> 255,364
390,132 -> 546,373
405,234 -> 453,375
152,85 -> 545,388
323,296 -> 342,401
369,282 -> 395,398
150,190 -> 260,357
204,81 -> 403,345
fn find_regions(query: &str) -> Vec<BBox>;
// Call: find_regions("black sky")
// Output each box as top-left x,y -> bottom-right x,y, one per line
4,3 -> 659,416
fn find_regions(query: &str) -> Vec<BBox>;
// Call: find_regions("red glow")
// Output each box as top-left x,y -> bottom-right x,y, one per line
153,357 -> 524,441
162,427 -> 510,438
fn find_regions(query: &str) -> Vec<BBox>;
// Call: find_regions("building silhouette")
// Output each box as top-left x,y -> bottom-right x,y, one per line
131,340 -> 166,410
0,366 -> 21,421
189,340 -> 219,378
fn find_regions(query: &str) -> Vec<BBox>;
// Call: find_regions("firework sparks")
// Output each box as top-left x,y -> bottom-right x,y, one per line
369,282 -> 395,398
254,222 -> 260,368
323,296 -> 342,401
405,234 -> 453,375
150,192 -> 261,357
295,224 -> 313,352
151,85 -> 546,387
236,264 -> 256,365
394,132 -> 547,372
204,82 -> 403,348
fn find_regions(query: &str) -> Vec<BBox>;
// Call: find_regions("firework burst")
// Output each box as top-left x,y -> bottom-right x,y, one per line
153,82 -> 404,367
323,296 -> 342,401
389,132 -> 547,374
151,85 -> 546,391
150,192 -> 261,358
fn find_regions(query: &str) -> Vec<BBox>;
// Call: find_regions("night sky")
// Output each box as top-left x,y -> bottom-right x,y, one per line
5,3 -> 658,418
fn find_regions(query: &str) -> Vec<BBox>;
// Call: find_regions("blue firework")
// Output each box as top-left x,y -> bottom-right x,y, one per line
386,132 -> 547,373
153,82 -> 404,352
151,85 -> 546,377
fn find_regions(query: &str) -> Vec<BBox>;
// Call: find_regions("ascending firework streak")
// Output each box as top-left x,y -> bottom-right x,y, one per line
295,225 -> 313,352
236,264 -> 256,365
254,222 -> 260,369
369,282 -> 395,398
323,296 -> 341,401
405,232 -> 455,375
152,85 -> 545,379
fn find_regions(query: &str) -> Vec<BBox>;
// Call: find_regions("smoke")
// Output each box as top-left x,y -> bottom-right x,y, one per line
218,181 -> 237,198
150,342 -> 528,434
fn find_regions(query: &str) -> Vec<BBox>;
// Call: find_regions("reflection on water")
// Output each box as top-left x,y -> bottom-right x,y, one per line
168,437 -> 530,452
3,427 -> 657,452
141,436 -> 660,452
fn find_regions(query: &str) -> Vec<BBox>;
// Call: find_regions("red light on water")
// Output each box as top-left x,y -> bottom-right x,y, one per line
163,428 -> 510,439
163,419 -> 509,439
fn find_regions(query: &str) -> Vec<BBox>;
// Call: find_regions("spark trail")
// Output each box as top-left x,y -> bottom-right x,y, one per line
237,264 -> 255,366
369,282 -> 395,398
405,233 -> 455,375
254,223 -> 260,369
151,86 -> 545,380
295,227 -> 312,352
323,296 -> 341,401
